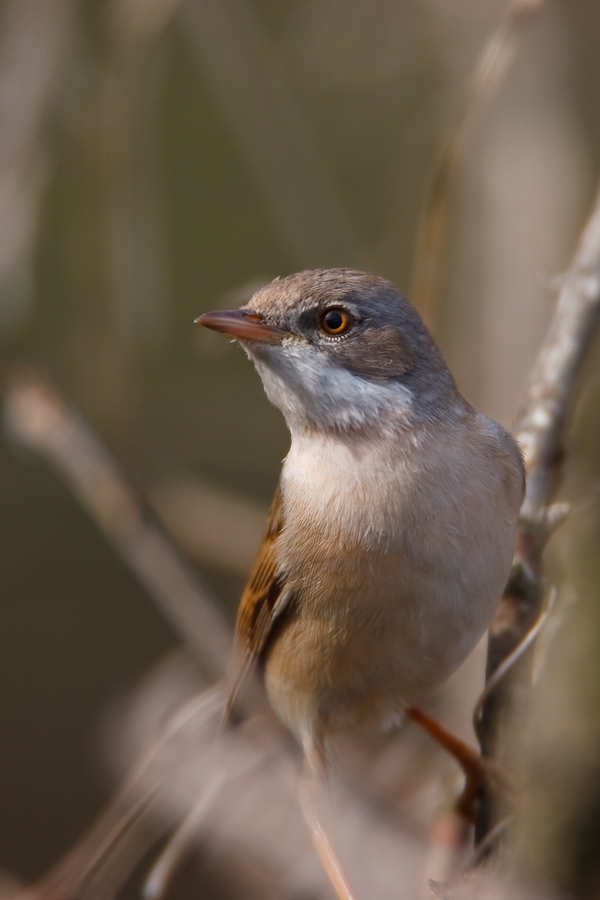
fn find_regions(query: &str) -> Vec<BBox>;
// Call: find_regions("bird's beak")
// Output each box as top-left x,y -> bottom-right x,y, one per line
195,309 -> 287,344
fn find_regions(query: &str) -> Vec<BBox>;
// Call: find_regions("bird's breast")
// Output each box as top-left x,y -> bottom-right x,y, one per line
263,418 -> 522,741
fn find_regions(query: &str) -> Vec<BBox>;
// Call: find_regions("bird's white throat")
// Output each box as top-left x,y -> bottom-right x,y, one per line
244,338 -> 414,434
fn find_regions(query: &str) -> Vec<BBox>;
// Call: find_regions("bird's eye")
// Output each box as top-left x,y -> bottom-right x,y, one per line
320,308 -> 354,336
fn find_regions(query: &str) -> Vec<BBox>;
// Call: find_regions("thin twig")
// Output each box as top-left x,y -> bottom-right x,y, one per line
3,367 -> 232,678
472,587 -> 555,735
17,685 -> 226,900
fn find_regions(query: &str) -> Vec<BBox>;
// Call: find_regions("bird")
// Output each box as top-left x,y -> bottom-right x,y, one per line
197,268 -> 524,898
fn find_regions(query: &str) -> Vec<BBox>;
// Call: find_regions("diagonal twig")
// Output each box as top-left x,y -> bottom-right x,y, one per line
3,366 -> 232,679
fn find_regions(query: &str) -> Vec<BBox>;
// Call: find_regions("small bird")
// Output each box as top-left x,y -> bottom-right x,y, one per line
198,268 -> 524,896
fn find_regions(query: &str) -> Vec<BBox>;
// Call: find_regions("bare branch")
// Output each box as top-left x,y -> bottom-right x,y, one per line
3,367 -> 232,678
517,185 -> 600,523
476,178 -> 600,840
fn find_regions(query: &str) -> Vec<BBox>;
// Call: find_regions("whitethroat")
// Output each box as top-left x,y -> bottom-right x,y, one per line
197,268 -> 524,899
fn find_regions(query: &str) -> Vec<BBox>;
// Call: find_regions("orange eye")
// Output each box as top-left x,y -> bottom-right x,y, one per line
320,308 -> 353,336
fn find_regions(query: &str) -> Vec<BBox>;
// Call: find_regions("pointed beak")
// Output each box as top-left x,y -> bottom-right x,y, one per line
195,309 -> 287,344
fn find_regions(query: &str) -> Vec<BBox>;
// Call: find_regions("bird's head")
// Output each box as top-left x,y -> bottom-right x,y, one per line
197,269 -> 462,434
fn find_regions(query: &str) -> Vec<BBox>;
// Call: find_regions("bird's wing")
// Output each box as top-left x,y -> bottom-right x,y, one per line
225,483 -> 291,720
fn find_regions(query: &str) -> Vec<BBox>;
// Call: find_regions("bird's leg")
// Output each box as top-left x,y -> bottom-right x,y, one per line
298,734 -> 357,900
405,705 -> 508,823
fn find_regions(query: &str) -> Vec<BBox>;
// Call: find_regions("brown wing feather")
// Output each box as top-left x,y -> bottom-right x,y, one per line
225,483 -> 288,719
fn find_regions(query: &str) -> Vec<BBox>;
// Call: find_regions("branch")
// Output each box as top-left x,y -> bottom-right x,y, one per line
517,192 -> 600,523
475,179 -> 600,840
3,367 -> 232,679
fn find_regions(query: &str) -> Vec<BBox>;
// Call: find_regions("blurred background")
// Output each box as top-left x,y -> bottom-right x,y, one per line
0,0 -> 600,895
